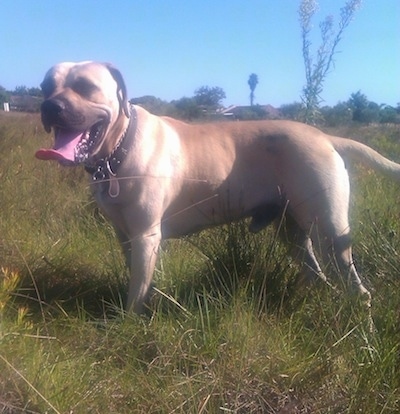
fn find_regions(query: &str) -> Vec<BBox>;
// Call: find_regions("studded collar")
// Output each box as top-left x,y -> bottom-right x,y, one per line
84,105 -> 137,197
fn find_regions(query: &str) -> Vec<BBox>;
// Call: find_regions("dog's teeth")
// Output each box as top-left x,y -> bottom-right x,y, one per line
73,124 -> 103,162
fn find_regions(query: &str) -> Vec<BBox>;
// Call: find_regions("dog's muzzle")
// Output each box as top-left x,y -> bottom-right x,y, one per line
36,98 -> 109,165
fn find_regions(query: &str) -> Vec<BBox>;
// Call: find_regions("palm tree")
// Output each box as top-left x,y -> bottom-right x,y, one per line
248,73 -> 258,106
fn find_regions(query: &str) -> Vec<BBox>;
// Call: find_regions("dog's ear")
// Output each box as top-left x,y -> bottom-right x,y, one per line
105,63 -> 130,118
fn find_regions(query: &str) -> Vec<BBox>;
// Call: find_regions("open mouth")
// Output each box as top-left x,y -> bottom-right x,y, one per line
35,121 -> 106,164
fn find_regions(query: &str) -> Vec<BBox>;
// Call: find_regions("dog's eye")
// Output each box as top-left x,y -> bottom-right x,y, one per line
72,78 -> 97,97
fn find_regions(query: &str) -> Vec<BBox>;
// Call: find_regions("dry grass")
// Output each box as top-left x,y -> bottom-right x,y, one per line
1,112 -> 400,413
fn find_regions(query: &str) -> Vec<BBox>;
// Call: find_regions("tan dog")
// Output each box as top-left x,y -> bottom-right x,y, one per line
36,61 -> 400,314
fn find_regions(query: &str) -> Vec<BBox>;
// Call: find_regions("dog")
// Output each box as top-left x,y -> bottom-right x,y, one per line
36,61 -> 400,314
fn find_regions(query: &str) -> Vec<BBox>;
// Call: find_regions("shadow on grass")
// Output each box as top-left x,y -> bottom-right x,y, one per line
13,221 -> 335,322
152,223 -> 307,318
15,263 -> 128,319
14,237 -> 302,322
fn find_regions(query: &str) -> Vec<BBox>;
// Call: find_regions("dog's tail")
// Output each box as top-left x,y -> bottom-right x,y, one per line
330,136 -> 400,180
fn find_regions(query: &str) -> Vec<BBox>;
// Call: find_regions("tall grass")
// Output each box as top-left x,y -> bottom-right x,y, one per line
1,112 -> 399,413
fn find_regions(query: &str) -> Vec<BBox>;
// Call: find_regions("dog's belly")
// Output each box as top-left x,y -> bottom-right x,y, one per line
160,184 -> 282,239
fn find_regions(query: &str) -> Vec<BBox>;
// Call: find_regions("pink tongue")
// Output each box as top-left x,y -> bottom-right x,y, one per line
35,130 -> 84,162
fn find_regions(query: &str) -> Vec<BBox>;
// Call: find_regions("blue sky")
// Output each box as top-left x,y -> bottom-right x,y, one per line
1,0 -> 399,107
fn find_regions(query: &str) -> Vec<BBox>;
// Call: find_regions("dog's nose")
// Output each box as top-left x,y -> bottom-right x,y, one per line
41,99 -> 68,132
41,99 -> 66,117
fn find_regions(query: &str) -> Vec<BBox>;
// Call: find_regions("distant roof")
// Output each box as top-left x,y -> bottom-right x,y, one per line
9,95 -> 42,112
219,104 -> 281,118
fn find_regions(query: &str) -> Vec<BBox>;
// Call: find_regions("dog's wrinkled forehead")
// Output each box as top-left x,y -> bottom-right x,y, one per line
41,61 -> 116,98
41,62 -> 75,97
41,61 -> 130,116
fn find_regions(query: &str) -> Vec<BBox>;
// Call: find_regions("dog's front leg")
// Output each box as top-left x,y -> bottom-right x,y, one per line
126,230 -> 161,314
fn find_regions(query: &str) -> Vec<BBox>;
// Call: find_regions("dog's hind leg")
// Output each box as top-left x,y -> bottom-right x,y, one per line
329,233 -> 371,301
286,213 -> 372,326
324,232 -> 374,331
283,217 -> 334,289
301,150 -> 373,327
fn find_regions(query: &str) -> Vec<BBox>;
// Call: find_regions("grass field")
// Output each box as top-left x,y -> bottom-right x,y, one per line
1,111 -> 400,413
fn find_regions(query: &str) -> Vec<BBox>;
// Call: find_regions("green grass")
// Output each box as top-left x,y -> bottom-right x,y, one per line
1,111 -> 400,413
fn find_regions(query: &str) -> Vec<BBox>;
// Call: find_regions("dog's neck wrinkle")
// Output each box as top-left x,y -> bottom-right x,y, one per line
84,105 -> 137,182
102,116 -> 130,157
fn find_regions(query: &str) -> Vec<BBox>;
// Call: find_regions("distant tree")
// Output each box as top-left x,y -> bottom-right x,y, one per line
28,87 -> 42,97
194,86 -> 226,110
233,105 -> 267,121
248,73 -> 259,106
347,91 -> 387,123
378,105 -> 399,124
279,102 -> 304,121
298,0 -> 362,124
366,101 -> 380,123
172,97 -> 202,120
7,85 -> 41,97
130,95 -> 172,115
320,102 -> 352,126
348,90 -> 369,122
348,90 -> 368,115
0,85 -> 9,106
13,85 -> 29,96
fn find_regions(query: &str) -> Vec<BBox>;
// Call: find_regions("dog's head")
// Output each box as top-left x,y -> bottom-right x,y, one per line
36,61 -> 130,164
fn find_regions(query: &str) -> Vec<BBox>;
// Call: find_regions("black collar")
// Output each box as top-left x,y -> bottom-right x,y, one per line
84,104 -> 137,181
